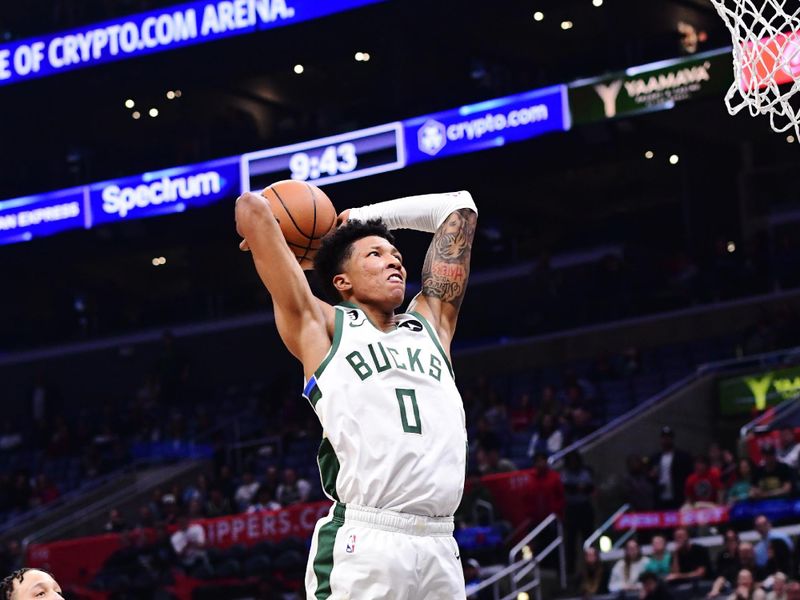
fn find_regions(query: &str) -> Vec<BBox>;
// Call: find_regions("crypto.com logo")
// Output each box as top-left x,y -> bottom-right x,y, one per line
417,119 -> 447,155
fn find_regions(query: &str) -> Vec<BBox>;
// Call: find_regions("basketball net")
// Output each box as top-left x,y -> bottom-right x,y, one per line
708,0 -> 800,138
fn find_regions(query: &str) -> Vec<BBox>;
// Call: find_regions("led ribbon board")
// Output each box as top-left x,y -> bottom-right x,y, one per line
403,85 -> 570,165
0,0 -> 384,87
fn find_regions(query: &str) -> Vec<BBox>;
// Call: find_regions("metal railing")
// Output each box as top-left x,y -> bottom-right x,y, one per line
550,344 -> 800,466
583,503 -> 630,551
467,514 -> 566,600
740,396 -> 800,438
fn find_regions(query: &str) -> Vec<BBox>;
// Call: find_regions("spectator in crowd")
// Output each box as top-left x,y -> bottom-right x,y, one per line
624,454 -> 656,511
787,581 -> 800,600
754,515 -> 794,569
767,572 -> 788,600
777,429 -> 800,469
645,535 -> 672,578
509,393 -> 536,432
728,459 -> 754,505
667,526 -> 711,582
751,446 -> 793,499
530,451 -> 565,524
609,539 -> 648,593
561,451 -> 595,574
275,468 -> 311,506
475,443 -> 517,475
649,427 -> 694,509
464,558 -> 489,600
31,475 -> 59,506
765,541 -> 792,579
247,485 -> 282,513
710,443 -> 737,487
170,515 -> 211,575
717,530 -> 743,585
205,487 -> 233,518
104,508 -> 127,533
578,546 -> 606,598
640,571 -> 674,600
234,471 -> 260,512
727,569 -> 766,600
684,455 -> 723,507
527,413 -> 563,458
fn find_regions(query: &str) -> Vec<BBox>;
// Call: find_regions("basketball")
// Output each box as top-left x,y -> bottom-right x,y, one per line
261,180 -> 337,269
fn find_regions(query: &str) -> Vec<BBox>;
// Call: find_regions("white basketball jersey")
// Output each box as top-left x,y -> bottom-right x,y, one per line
303,302 -> 467,517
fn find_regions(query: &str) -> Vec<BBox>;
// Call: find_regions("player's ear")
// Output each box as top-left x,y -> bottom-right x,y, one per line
333,273 -> 351,293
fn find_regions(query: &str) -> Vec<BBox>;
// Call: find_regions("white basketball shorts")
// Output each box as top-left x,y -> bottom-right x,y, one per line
305,502 -> 467,599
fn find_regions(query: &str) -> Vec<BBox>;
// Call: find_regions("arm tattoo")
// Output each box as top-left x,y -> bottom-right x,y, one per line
421,208 -> 477,309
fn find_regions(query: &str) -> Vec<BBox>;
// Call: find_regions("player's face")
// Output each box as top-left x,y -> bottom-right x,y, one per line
13,570 -> 63,599
339,236 -> 406,309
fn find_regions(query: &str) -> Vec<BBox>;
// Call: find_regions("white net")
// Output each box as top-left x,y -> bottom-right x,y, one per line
708,0 -> 800,138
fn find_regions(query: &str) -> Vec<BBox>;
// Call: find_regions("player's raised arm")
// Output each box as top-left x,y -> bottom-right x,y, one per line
235,192 -> 333,374
345,191 -> 478,350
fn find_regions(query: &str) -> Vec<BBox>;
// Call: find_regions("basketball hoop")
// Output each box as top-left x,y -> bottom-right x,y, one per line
708,0 -> 800,138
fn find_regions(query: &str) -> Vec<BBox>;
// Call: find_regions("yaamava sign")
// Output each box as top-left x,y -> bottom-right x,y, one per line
718,364 -> 800,415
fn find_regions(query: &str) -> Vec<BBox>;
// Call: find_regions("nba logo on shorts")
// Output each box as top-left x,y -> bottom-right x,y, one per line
346,535 -> 356,554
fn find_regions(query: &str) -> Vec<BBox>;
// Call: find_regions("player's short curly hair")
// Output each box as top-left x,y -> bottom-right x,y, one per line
313,218 -> 395,302
0,568 -> 52,600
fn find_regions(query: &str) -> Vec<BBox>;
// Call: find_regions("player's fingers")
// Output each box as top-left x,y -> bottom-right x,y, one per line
239,239 -> 250,251
336,209 -> 350,227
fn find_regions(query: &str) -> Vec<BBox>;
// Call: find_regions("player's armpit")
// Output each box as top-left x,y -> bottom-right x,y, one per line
411,207 -> 477,343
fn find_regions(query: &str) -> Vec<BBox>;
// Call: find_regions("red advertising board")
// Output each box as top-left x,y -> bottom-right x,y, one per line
26,501 -> 332,586
614,506 -> 730,531
741,31 -> 800,90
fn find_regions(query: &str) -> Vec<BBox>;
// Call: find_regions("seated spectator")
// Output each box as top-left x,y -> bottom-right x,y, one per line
787,581 -> 800,600
717,530 -> 743,584
275,468 -> 311,506
475,444 -> 517,475
667,526 -> 711,582
726,569 -> 766,600
645,535 -> 672,577
247,485 -> 281,513
624,454 -> 656,511
640,571 -> 674,600
205,487 -> 233,518
609,539 -> 648,593
578,546 -> 606,597
509,393 -> 536,433
170,515 -> 211,575
765,541 -> 792,579
104,508 -> 127,533
754,516 -> 794,569
684,455 -> 723,506
728,459 -> 754,505
527,413 -> 563,458
777,429 -> 800,470
766,572 -> 787,600
751,446 -> 793,499
234,471 -> 260,512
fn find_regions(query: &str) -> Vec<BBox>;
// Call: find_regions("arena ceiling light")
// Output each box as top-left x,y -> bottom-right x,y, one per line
354,52 -> 371,62
166,90 -> 176,99
131,111 -> 141,120
124,99 -> 135,109
561,20 -> 574,30
669,154 -> 680,165
645,150 -> 654,159
149,108 -> 159,118
592,0 -> 603,6
533,11 -> 544,21
293,64 -> 304,74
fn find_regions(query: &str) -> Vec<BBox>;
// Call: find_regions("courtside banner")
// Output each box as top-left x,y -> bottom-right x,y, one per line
568,48 -> 731,125
0,0 -> 384,87
403,85 -> 570,165
614,506 -> 730,530
718,364 -> 800,416
88,157 -> 240,226
0,187 -> 86,245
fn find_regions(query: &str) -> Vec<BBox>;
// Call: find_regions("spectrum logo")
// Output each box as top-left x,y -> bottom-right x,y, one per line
101,171 -> 221,218
417,119 -> 447,156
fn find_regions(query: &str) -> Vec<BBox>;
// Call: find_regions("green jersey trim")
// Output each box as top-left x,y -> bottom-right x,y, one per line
410,310 -> 455,380
314,307 -> 344,379
312,502 -> 346,599
317,437 -> 341,502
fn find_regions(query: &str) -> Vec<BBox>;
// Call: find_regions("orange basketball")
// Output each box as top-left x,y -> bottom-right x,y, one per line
261,180 -> 337,269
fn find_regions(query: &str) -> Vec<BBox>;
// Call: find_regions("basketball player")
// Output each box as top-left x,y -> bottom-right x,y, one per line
0,568 -> 63,599
235,189 -> 477,599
